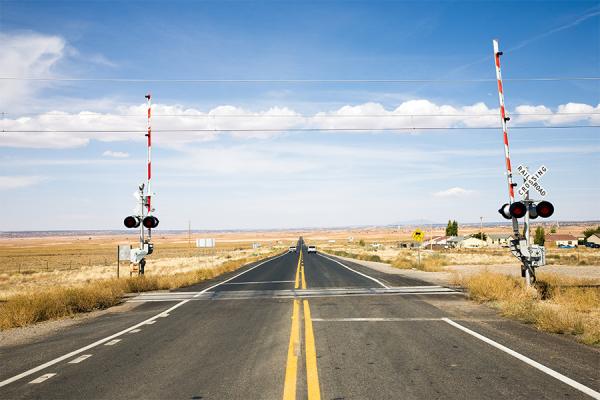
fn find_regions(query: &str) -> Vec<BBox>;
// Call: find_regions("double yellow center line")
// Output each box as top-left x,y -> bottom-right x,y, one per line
283,250 -> 321,400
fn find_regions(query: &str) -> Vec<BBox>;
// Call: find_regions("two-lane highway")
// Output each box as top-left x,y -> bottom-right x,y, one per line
1,238 -> 598,399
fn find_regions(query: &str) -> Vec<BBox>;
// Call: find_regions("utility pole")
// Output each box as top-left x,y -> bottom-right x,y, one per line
480,216 -> 483,240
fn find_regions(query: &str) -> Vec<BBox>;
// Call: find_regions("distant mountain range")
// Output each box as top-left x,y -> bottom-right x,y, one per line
1,220 -> 598,238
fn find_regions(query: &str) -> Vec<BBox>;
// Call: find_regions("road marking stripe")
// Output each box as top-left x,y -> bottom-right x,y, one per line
301,266 -> 307,290
104,339 -> 121,346
145,320 -> 156,325
312,317 -> 443,322
283,299 -> 301,400
29,373 -> 56,384
194,252 -> 288,298
0,252 -> 287,389
443,318 -> 600,399
318,253 -> 389,288
129,329 -> 141,333
295,252 -> 301,289
222,280 -> 295,285
68,354 -> 92,364
303,300 -> 321,400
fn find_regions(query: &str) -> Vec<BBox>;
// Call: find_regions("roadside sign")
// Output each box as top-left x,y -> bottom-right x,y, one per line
118,244 -> 131,260
196,238 -> 216,248
412,229 -> 425,242
517,164 -> 548,197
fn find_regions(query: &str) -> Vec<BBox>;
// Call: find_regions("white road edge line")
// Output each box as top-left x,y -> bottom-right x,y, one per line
222,280 -> 295,285
68,354 -> 92,364
0,252 -> 287,389
312,317 -> 443,322
443,318 -> 600,399
318,253 -> 389,288
29,373 -> 56,384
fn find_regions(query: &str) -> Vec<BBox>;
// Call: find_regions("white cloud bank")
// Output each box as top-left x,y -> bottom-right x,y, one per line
102,150 -> 130,158
1,31 -> 598,149
434,187 -> 476,197
1,100 -> 598,149
0,32 -> 65,110
0,175 -> 43,190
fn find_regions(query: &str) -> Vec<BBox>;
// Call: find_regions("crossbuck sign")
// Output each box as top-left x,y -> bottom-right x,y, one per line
516,164 -> 548,198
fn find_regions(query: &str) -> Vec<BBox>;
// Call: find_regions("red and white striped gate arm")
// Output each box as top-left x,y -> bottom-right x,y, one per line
493,39 -> 515,204
145,93 -> 152,213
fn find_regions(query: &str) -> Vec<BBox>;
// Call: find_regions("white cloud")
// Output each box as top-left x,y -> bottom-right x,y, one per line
1,100 -> 598,149
0,32 -> 66,110
433,187 -> 476,197
0,175 -> 43,190
102,150 -> 130,158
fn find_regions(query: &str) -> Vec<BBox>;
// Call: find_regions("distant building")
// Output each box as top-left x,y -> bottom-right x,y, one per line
587,233 -> 600,245
546,234 -> 578,247
486,234 -> 513,248
458,237 -> 488,249
421,236 -> 450,249
446,236 -> 465,248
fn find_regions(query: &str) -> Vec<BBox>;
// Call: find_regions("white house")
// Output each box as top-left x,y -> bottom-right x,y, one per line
546,234 -> 578,247
446,236 -> 465,248
587,233 -> 600,245
458,237 -> 488,248
421,236 -> 449,248
486,234 -> 513,248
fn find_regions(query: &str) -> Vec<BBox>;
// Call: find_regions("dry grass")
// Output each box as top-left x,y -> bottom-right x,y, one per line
458,271 -> 600,346
323,247 -> 448,272
0,253 -> 279,330
325,249 -> 383,263
390,253 -> 448,272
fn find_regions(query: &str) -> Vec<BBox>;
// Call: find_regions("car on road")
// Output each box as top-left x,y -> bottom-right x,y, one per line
288,246 -> 297,253
307,245 -> 317,253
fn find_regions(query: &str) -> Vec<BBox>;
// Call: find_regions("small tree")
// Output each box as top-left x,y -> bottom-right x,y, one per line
550,225 -> 557,234
472,232 -> 487,241
534,226 -> 545,246
452,220 -> 459,236
445,220 -> 452,236
358,239 -> 365,247
583,226 -> 600,240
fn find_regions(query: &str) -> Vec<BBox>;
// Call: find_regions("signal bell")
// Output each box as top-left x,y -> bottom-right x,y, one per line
124,216 -> 141,228
143,215 -> 160,229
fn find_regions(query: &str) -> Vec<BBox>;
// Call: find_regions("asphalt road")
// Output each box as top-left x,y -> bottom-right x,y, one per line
1,238 -> 598,399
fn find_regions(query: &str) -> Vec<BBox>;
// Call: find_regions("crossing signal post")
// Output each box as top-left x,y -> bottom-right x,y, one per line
122,93 -> 159,275
493,40 -> 555,286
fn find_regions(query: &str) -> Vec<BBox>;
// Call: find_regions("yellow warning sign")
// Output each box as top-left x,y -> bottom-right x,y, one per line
412,229 -> 425,242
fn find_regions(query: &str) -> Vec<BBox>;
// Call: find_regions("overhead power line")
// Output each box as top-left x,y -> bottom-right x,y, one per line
2,112 -> 599,118
3,125 -> 598,133
1,77 -> 599,83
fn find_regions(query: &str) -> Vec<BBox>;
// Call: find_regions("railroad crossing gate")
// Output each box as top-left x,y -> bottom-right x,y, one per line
412,229 -> 425,242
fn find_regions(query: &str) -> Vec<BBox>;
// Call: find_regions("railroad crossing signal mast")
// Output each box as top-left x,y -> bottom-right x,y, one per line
122,94 -> 159,275
493,40 -> 554,286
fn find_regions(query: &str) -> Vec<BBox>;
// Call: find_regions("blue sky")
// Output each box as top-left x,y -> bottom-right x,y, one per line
0,0 -> 598,230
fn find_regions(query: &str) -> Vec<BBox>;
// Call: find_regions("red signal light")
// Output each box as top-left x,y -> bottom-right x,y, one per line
124,216 -> 140,228
143,215 -> 159,229
509,202 -> 527,218
536,201 -> 554,218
